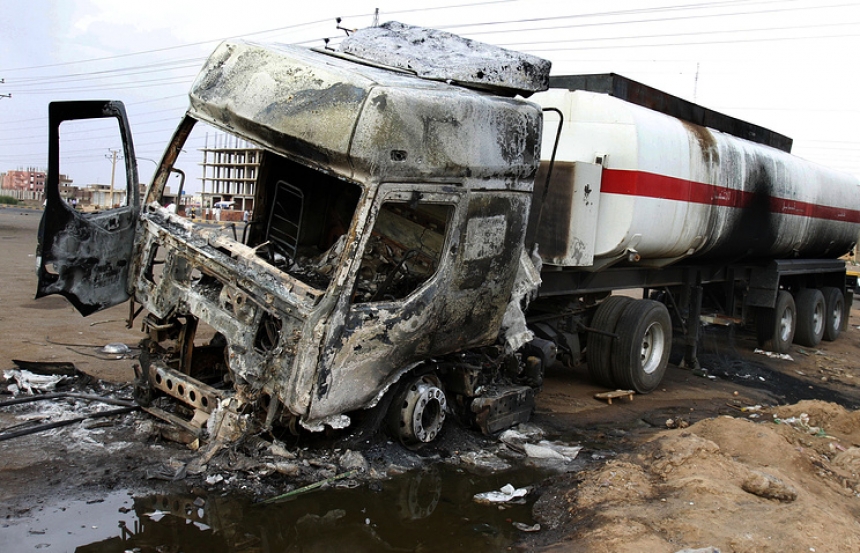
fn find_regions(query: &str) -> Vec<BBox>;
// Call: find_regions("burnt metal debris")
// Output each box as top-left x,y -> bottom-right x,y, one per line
31,24 -> 550,449
338,21 -> 552,96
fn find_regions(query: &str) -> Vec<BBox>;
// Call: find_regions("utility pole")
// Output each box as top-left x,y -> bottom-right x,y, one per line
107,148 -> 120,208
0,79 -> 10,100
693,63 -> 700,104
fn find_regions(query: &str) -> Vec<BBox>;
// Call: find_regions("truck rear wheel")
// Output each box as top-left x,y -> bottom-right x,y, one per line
820,287 -> 844,342
586,296 -> 634,388
794,289 -> 825,347
610,299 -> 672,393
756,290 -> 796,354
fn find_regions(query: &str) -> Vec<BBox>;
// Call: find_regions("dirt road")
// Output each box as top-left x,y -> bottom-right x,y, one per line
2,206 -> 860,552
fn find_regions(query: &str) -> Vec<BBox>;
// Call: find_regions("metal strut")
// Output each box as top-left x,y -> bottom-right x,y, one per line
680,273 -> 703,371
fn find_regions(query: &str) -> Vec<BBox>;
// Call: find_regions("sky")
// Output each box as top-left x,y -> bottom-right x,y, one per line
1,0 -> 859,194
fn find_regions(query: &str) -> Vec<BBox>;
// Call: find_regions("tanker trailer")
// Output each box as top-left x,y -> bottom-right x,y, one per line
524,73 -> 860,393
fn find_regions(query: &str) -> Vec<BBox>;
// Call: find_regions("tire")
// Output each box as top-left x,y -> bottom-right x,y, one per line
820,287 -> 844,342
610,299 -> 672,393
586,296 -> 633,388
794,288 -> 825,347
756,290 -> 796,354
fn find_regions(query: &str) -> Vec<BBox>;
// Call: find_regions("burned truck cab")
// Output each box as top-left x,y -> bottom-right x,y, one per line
39,24 -> 550,445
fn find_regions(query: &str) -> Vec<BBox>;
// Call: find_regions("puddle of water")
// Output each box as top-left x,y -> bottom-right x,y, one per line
1,465 -> 552,552
0,490 -> 137,552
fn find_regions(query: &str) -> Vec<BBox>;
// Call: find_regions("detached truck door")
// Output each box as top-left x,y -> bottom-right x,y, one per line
36,100 -> 140,316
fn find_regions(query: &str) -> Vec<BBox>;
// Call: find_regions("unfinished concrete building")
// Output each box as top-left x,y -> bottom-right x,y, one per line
199,134 -> 260,215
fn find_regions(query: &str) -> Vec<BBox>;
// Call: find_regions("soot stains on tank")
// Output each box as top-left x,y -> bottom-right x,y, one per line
709,150 -> 779,260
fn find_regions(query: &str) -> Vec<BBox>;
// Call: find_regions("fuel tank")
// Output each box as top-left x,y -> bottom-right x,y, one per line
531,88 -> 860,268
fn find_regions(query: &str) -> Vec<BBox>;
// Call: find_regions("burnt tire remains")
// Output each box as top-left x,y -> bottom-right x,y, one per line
610,299 -> 672,394
586,296 -> 634,388
794,288 -> 826,347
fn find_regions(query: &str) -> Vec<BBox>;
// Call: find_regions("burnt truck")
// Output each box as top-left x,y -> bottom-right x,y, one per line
37,23 -> 860,446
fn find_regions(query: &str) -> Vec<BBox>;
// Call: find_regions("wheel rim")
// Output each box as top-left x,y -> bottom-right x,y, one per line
640,321 -> 666,375
812,301 -> 825,336
831,301 -> 843,330
778,308 -> 794,343
395,377 -> 447,444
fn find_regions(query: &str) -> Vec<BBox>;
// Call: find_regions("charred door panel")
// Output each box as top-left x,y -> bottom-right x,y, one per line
443,192 -> 530,345
36,101 -> 140,316
309,188 -> 460,419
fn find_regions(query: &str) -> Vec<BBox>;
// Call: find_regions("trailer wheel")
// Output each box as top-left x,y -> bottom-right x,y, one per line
794,289 -> 826,347
820,287 -> 844,342
387,374 -> 447,447
756,290 -> 796,354
586,296 -> 634,388
610,299 -> 672,393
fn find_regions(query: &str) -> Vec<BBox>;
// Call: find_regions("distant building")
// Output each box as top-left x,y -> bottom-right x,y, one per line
199,134 -> 260,215
84,182 -> 148,209
1,168 -> 74,202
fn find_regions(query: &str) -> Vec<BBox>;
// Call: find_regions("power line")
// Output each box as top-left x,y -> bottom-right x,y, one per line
523,30 -> 860,52
0,0 -> 515,74
453,1 -> 858,39
499,20 -> 860,49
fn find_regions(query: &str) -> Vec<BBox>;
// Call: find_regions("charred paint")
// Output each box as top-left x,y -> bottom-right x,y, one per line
338,21 -> 551,97
531,161 -> 576,262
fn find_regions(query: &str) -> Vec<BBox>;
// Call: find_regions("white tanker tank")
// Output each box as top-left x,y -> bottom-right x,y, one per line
531,82 -> 860,270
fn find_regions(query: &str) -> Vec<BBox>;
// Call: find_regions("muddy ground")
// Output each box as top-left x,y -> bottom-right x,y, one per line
2,205 -> 860,552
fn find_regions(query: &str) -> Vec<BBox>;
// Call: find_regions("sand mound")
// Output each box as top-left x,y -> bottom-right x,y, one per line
536,402 -> 860,553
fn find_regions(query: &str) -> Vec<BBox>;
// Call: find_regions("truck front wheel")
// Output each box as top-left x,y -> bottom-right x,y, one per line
387,374 -> 447,447
610,299 -> 672,393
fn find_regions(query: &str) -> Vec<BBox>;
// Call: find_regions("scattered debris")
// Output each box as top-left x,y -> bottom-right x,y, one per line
691,368 -> 717,380
100,342 -> 131,355
205,474 -> 224,485
4,369 -> 67,394
459,450 -> 512,471
594,390 -> 635,405
0,404 -> 138,442
10,360 -> 79,377
523,441 -> 583,462
773,413 -> 830,437
754,348 -> 794,361
512,522 -> 541,532
473,483 -> 529,504
260,470 -> 359,504
665,418 -> 690,429
339,450 -> 369,472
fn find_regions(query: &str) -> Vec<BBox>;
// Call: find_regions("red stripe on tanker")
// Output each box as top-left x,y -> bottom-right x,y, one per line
600,169 -> 860,224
